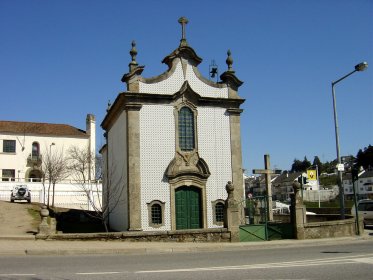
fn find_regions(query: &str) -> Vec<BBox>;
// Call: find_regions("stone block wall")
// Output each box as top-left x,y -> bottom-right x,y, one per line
302,217 -> 361,239
36,228 -> 232,242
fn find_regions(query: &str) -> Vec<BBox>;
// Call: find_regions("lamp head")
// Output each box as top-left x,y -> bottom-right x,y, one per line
355,61 -> 368,71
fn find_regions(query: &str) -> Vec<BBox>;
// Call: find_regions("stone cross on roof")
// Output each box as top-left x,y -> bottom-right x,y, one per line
178,17 -> 189,47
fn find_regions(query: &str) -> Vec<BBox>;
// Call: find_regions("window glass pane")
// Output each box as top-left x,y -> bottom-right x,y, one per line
215,202 -> 224,222
3,140 -> 16,153
365,204 -> 373,211
151,204 -> 162,224
32,142 -> 40,157
358,203 -> 366,211
2,169 -> 15,181
179,107 -> 195,151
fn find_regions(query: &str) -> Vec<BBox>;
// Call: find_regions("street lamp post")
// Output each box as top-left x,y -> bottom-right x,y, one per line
331,61 -> 368,220
49,142 -> 55,154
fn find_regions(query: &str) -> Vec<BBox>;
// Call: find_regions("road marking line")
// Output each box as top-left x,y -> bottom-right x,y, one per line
137,262 -> 349,273
0,274 -> 36,276
136,253 -> 373,274
76,271 -> 122,275
352,257 -> 373,264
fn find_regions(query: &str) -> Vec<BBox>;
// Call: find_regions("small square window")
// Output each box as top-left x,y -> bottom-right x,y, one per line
3,140 -> 16,153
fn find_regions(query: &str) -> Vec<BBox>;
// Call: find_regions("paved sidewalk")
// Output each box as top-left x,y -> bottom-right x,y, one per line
0,232 -> 372,256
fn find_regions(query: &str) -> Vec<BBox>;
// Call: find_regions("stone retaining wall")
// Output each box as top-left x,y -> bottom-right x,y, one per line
302,217 -> 362,239
36,228 -> 231,242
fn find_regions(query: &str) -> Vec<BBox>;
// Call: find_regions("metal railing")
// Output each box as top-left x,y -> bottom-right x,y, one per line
0,181 -> 102,211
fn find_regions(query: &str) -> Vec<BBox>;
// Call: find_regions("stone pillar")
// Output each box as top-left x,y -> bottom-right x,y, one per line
290,182 -> 306,239
126,104 -> 143,231
224,181 -> 240,242
37,205 -> 50,236
227,109 -> 245,225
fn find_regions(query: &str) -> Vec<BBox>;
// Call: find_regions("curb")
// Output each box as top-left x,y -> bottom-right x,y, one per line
0,235 -> 35,241
0,234 -> 371,257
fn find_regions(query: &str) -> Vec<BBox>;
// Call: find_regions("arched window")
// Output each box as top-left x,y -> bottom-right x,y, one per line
178,107 -> 195,151
147,200 -> 165,228
32,142 -> 40,157
151,203 -> 162,225
215,202 -> 225,223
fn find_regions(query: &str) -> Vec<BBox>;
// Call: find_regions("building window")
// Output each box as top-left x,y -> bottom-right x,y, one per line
211,200 -> 225,226
2,169 -> 15,181
178,107 -> 195,151
151,204 -> 162,225
32,142 -> 40,157
215,202 -> 225,223
3,140 -> 16,153
147,200 -> 165,228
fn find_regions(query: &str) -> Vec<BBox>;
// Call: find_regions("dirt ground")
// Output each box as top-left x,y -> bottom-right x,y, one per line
0,200 -> 40,235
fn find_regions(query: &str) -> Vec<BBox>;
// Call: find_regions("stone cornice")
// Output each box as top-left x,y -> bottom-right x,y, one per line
162,45 -> 202,68
121,65 -> 145,83
226,108 -> 244,115
138,58 -> 179,84
101,85 -> 245,131
220,71 -> 244,90
191,66 -> 228,89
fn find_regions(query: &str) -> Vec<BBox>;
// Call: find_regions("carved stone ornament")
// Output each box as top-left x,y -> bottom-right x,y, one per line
292,181 -> 301,193
226,181 -> 234,196
225,181 -> 237,207
166,151 -> 210,184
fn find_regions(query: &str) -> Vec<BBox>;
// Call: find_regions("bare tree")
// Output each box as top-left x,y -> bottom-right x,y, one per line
67,145 -> 124,232
41,145 -> 68,208
95,153 -> 103,181
67,145 -> 94,183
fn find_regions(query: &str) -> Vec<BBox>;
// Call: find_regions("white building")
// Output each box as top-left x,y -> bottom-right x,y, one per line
343,170 -> 373,199
101,18 -> 245,232
0,114 -> 96,182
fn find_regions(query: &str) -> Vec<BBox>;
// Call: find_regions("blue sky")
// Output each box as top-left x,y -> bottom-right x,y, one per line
0,0 -> 372,174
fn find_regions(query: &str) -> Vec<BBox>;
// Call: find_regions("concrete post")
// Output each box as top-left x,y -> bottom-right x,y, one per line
224,181 -> 240,242
290,182 -> 307,239
37,205 -> 50,236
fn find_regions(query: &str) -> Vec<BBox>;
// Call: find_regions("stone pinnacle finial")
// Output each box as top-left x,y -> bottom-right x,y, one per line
129,40 -> 138,66
178,17 -> 189,47
226,49 -> 234,72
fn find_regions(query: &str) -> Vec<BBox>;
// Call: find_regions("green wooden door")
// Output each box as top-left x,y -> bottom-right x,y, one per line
175,186 -> 201,230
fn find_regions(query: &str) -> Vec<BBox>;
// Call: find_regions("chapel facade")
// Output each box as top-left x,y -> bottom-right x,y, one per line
101,18 -> 245,231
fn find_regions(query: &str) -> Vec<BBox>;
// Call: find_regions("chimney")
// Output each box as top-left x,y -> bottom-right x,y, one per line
86,114 -> 96,181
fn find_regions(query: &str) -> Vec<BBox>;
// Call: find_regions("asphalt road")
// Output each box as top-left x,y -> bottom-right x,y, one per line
0,239 -> 372,280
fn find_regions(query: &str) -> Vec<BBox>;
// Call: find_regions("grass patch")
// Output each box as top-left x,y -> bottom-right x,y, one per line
304,200 -> 354,208
27,204 -> 41,228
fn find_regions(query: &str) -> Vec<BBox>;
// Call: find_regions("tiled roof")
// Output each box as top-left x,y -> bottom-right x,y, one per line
0,120 -> 87,137
272,172 -> 302,184
360,170 -> 373,178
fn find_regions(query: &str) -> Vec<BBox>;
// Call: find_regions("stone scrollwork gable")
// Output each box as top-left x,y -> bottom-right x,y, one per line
166,151 -> 210,185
